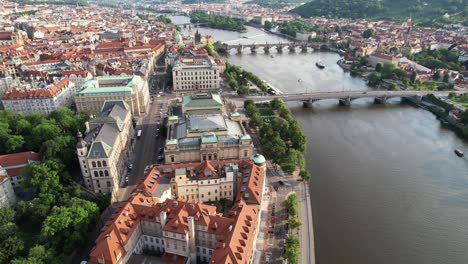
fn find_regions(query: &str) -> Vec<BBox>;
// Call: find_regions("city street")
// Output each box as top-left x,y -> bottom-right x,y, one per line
114,63 -> 177,202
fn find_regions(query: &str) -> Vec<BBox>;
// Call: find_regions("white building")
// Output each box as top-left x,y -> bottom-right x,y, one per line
0,174 -> 16,208
2,78 -> 75,115
172,55 -> 221,93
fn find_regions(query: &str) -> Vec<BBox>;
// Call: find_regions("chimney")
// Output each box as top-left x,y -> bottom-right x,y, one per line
160,211 -> 167,227
85,121 -> 90,133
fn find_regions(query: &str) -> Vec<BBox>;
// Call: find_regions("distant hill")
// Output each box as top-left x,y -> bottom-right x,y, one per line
291,0 -> 468,24
182,0 -> 226,3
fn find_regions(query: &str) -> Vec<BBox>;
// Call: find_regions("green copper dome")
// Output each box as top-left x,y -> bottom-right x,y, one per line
250,154 -> 266,165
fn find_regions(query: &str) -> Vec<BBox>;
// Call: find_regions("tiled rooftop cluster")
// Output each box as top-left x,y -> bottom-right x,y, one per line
90,159 -> 266,264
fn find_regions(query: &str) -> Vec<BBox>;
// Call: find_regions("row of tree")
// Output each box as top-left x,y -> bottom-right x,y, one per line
283,193 -> 301,264
225,63 -> 269,95
190,12 -> 246,32
244,99 -> 311,180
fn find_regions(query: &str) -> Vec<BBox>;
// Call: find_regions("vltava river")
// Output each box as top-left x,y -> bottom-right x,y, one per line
172,15 -> 468,264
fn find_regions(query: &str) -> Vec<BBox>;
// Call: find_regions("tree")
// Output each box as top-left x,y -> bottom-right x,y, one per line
0,209 -> 24,263
375,63 -> 382,72
264,20 -> 273,31
299,169 -> 311,181
284,193 -> 299,216
443,72 -> 450,83
271,117 -> 290,141
410,70 -> 417,83
362,28 -> 376,38
367,72 -> 382,86
262,134 -> 287,163
41,197 -> 100,253
288,215 -> 302,230
289,121 -> 307,152
21,160 -> 63,197
280,149 -> 305,174
11,245 -> 61,264
463,125 -> 468,139
284,235 -> 300,264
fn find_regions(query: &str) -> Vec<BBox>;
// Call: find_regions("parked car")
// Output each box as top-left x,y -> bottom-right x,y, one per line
124,176 -> 129,184
128,164 -> 133,170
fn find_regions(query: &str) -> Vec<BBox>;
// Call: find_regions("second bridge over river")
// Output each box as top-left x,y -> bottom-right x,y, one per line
233,90 -> 454,107
222,42 -> 330,54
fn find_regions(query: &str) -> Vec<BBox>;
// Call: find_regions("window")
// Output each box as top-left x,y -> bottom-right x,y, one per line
145,236 -> 148,241
94,171 -> 98,177
156,238 -> 159,243
244,150 -> 248,157
106,181 -> 111,187
214,190 -> 217,193
104,170 -> 109,176
170,156 -> 175,162
150,237 -> 154,242
92,161 -> 96,167
203,248 -> 206,254
99,171 -> 104,177
97,161 -> 102,167
103,161 -> 107,167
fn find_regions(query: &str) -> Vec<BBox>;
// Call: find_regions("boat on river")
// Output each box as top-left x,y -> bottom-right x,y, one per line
454,149 -> 464,157
316,61 -> 325,69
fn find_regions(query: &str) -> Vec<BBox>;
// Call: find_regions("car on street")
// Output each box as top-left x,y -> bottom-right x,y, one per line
265,253 -> 272,262
124,176 -> 129,184
128,164 -> 133,170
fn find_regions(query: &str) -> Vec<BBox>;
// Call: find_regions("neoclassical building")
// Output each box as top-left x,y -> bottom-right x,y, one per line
76,100 -> 132,196
75,75 -> 149,117
172,54 -> 221,93
164,93 -> 253,164
89,157 -> 267,264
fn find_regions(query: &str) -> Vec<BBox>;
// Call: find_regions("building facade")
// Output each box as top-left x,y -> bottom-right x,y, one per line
0,174 -> 16,208
2,78 -> 75,115
0,151 -> 41,187
89,157 -> 267,264
75,75 -> 149,117
76,101 -> 132,196
172,55 -> 220,93
164,93 -> 253,164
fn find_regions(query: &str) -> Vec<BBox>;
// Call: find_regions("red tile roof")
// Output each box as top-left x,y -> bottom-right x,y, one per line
0,151 -> 40,177
89,159 -> 265,264
2,78 -> 72,100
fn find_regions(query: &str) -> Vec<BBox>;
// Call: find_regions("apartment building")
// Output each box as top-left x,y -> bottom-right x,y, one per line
165,93 -> 253,164
89,157 -> 267,264
76,101 -> 132,196
0,151 -> 41,187
2,78 -> 75,115
75,75 -> 149,117
172,55 -> 221,93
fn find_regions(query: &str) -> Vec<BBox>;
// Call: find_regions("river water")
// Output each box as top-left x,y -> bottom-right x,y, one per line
171,16 -> 468,264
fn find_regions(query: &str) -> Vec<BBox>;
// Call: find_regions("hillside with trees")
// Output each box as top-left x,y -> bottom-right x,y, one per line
291,0 -> 468,25
245,0 -> 308,9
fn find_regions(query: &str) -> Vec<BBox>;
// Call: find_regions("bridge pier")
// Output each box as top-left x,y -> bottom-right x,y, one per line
276,45 -> 283,53
237,44 -> 243,54
302,99 -> 316,108
301,45 -> 308,52
289,44 -> 296,52
374,96 -> 387,104
251,45 -> 257,54
264,45 -> 270,53
183,24 -> 187,28
339,97 -> 351,106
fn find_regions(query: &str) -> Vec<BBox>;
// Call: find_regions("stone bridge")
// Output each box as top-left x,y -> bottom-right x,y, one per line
179,23 -> 209,28
238,90 -> 453,107
222,42 -> 329,54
